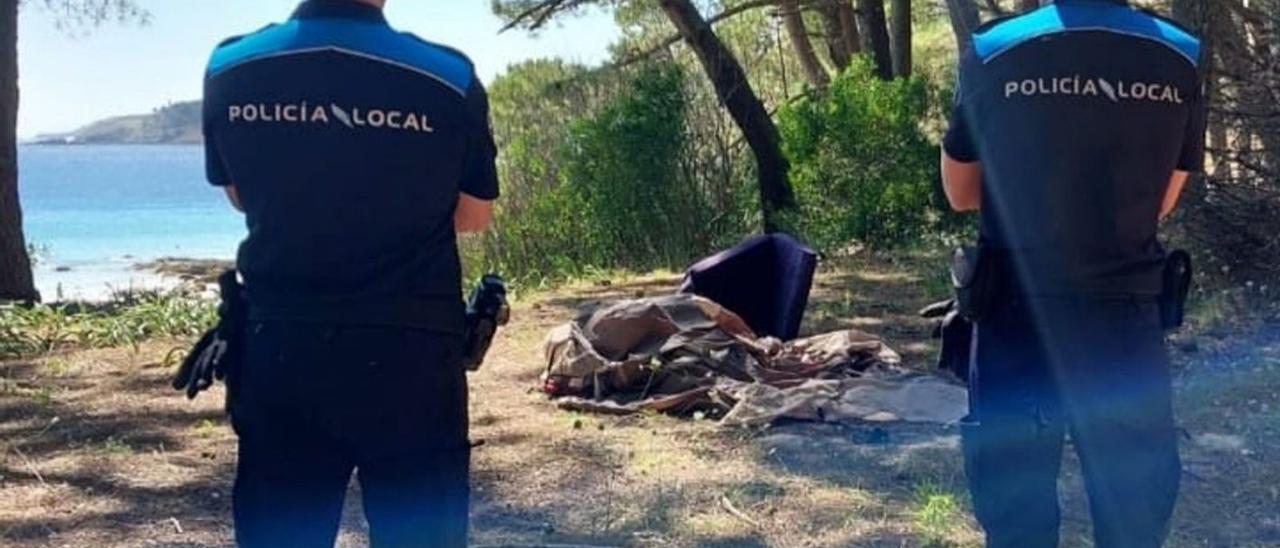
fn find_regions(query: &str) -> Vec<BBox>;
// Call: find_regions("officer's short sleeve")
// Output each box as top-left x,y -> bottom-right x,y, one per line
943,48 -> 980,164
943,104 -> 979,163
202,77 -> 232,187
460,77 -> 500,200
1177,79 -> 1207,172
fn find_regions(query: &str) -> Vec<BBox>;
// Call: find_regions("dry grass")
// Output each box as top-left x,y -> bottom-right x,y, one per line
1,251 -> 1277,547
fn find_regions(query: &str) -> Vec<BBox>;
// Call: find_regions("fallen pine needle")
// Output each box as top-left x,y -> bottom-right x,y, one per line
8,445 -> 47,487
720,495 -> 762,529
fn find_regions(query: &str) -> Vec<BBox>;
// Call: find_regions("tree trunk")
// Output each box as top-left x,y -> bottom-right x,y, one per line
780,0 -> 830,88
837,0 -> 862,55
945,0 -> 981,54
1018,0 -> 1040,11
856,0 -> 893,79
0,0 -> 37,303
889,0 -> 912,78
658,0 -> 795,231
818,1 -> 852,70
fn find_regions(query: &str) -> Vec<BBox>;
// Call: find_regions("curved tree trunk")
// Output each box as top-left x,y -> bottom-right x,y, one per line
0,0 -> 37,303
836,0 -> 862,55
780,0 -> 830,88
945,0 -> 981,54
856,0 -> 893,79
818,1 -> 852,70
658,0 -> 795,231
890,0 -> 912,78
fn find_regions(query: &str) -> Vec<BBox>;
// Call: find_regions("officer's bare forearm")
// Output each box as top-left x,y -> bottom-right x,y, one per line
224,185 -> 244,213
1160,171 -> 1191,220
941,151 -> 983,212
455,193 -> 494,233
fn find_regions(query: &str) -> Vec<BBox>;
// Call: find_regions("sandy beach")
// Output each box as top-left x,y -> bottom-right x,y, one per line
33,257 -> 231,303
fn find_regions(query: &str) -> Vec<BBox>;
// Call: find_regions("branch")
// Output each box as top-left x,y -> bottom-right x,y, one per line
612,0 -> 780,68
981,0 -> 1007,17
499,0 -> 598,33
28,0 -> 151,30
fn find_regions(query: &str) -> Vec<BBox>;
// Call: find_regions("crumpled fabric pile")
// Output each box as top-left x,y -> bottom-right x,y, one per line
541,294 -> 968,427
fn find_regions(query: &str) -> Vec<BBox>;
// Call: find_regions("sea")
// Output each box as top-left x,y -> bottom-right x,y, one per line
18,144 -> 244,301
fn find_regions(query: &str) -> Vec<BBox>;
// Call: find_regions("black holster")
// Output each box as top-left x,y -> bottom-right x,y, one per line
953,246 -> 999,322
1160,250 -> 1193,330
922,299 -> 974,384
461,274 -> 510,372
173,270 -> 248,406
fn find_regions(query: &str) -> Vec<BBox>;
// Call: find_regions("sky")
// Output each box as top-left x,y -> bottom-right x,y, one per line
17,1 -> 620,139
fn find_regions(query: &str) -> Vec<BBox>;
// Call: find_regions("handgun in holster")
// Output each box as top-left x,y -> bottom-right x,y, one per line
921,299 -> 973,384
925,245 -> 999,385
952,246 -> 999,323
462,274 -> 510,371
1160,250 -> 1193,330
173,270 -> 247,404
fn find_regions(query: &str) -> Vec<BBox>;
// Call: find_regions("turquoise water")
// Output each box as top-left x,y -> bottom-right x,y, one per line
18,144 -> 244,299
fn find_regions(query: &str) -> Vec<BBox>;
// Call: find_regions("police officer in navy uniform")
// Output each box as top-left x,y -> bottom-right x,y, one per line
941,1 -> 1204,546
202,0 -> 498,545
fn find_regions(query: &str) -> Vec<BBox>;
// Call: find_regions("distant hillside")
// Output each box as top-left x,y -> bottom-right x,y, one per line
34,101 -> 202,145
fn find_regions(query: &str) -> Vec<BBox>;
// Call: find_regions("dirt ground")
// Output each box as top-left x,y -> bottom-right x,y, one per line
2,252 -> 1278,547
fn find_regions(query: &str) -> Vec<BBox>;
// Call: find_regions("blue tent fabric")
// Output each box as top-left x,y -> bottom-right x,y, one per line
679,233 -> 818,341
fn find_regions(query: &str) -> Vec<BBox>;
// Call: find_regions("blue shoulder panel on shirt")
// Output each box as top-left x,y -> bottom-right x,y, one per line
206,19 -> 474,95
973,3 -> 1200,66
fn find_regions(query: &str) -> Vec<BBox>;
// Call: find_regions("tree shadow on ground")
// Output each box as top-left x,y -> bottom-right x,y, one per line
0,252 -> 966,547
0,458 -> 235,535
1,352 -> 237,547
757,422 -> 964,491
468,425 -> 777,548
464,253 -> 967,546
0,456 -> 236,546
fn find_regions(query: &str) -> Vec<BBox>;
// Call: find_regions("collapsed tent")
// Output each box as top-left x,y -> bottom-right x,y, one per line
680,233 -> 817,341
540,294 -> 968,427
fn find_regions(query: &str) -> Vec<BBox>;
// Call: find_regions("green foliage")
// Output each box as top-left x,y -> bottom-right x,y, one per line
194,418 -> 222,438
0,290 -> 216,358
479,4 -> 975,287
98,435 -> 134,455
777,58 -> 960,252
470,62 -> 729,287
560,64 -> 702,265
912,482 -> 966,547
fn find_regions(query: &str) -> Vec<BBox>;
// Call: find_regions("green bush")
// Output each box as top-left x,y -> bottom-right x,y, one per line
778,58 -> 956,251
471,62 -> 716,287
560,63 -> 704,267
465,56 -> 968,288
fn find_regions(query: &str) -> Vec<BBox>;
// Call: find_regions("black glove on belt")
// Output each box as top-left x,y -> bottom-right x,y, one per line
173,270 -> 247,400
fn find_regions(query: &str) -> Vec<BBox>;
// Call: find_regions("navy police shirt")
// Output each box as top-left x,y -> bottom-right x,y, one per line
203,0 -> 499,332
944,0 -> 1205,296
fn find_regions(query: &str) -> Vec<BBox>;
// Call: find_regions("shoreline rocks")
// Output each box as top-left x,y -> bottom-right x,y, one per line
136,258 -> 233,286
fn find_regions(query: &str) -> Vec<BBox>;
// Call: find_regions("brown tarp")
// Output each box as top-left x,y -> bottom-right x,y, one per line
541,295 -> 968,426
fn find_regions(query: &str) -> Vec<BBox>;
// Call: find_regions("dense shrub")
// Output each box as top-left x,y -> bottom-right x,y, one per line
778,58 -> 957,251
466,56 -> 969,288
559,63 -> 706,268
469,63 -> 716,286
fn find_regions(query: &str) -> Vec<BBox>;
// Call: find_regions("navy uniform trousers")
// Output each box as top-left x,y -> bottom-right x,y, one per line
229,322 -> 470,548
962,297 -> 1181,548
